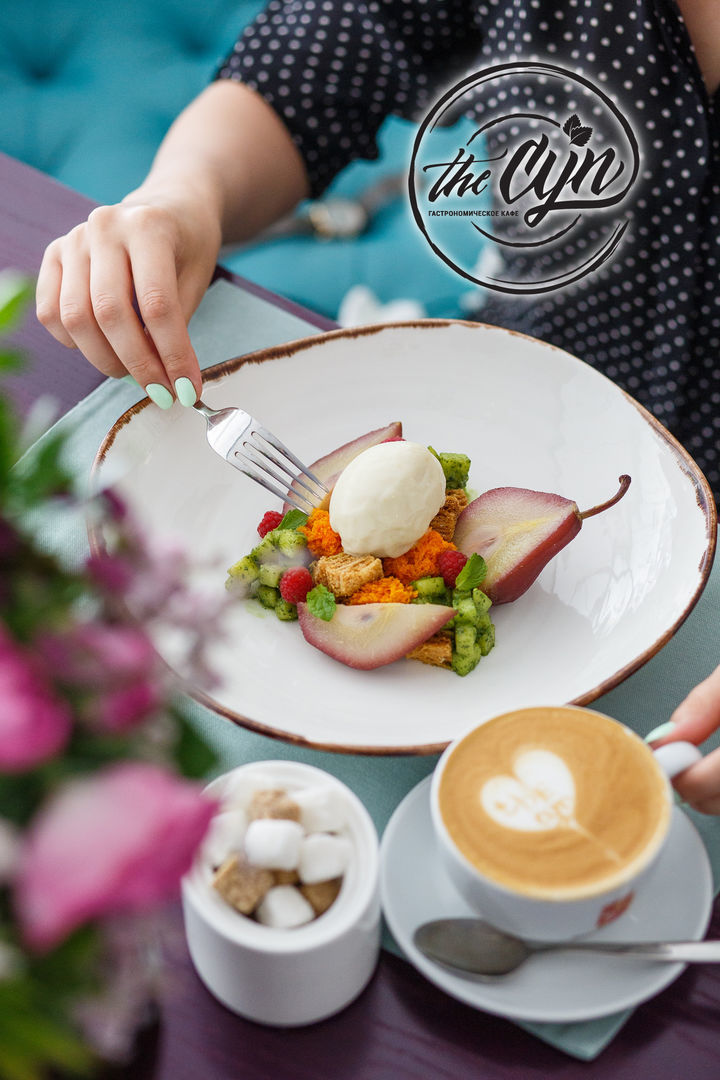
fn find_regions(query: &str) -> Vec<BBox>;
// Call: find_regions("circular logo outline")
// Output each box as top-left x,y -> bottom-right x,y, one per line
408,62 -> 641,295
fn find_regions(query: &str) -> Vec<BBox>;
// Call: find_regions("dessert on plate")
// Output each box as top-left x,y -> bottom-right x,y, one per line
226,423 -> 629,677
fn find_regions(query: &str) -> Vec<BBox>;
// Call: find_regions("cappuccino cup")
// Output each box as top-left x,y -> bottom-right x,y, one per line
430,706 -> 701,941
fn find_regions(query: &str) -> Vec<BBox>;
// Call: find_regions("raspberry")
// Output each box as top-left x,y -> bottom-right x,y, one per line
279,566 -> 314,605
437,549 -> 468,588
257,510 -> 283,538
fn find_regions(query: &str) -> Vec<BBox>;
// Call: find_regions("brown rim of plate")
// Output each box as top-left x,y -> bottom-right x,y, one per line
89,319 -> 717,757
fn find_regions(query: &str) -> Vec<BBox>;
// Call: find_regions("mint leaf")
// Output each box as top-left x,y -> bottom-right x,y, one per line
306,583 -> 336,621
455,553 -> 487,591
278,509 -> 308,530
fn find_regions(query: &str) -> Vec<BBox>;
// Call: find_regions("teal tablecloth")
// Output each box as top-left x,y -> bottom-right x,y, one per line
24,278 -> 720,1061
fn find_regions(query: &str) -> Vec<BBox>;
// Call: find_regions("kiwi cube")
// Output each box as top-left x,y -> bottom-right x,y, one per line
478,624 -> 496,656
225,555 -> 259,596
412,576 -> 447,599
438,452 -> 471,490
472,588 -> 492,613
257,585 -> 279,609
275,599 -> 298,621
454,624 -> 477,655
454,597 -> 479,625
451,644 -> 482,676
258,563 -> 284,588
275,529 -> 308,557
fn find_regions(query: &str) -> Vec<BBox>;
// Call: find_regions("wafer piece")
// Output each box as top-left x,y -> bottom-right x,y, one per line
406,632 -> 453,668
313,553 -> 383,597
429,488 -> 469,541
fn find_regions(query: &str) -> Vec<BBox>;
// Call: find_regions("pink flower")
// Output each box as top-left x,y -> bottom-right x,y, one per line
91,681 -> 165,734
39,624 -> 159,688
16,762 -> 217,951
0,626 -> 72,772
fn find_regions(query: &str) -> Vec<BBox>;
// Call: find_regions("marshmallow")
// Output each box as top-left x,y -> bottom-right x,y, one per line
244,818 -> 304,871
298,833 -> 353,884
202,809 -> 247,869
256,885 -> 315,929
293,786 -> 348,834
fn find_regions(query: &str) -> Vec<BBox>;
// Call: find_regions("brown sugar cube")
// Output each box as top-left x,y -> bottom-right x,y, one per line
211,853 -> 274,915
406,632 -> 453,668
273,869 -> 301,886
313,553 -> 383,597
300,878 -> 343,916
247,788 -> 301,823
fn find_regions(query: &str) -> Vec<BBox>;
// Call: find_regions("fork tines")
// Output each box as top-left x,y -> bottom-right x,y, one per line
236,426 -> 328,514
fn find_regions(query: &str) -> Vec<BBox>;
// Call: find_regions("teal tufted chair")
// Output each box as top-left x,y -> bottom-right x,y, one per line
0,1 -> 474,321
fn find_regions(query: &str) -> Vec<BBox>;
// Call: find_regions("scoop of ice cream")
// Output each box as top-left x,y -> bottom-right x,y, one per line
329,441 -> 446,558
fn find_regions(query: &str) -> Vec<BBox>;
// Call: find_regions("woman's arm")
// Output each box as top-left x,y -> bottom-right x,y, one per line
36,80 -> 310,405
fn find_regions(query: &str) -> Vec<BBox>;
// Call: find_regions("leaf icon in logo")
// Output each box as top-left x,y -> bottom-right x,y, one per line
570,125 -> 593,146
563,114 -> 593,146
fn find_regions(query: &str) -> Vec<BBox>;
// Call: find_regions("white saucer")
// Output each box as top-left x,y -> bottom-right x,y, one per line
380,777 -> 713,1024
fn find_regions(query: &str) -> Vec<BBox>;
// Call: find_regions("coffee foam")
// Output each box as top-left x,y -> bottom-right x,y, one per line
438,707 -> 671,900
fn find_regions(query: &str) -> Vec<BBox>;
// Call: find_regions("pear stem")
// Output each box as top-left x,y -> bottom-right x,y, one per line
579,475 -> 631,520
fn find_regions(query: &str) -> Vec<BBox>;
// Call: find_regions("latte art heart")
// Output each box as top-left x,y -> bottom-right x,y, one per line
481,749 -> 577,832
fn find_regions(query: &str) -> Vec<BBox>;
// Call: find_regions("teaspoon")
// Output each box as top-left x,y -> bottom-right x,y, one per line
413,918 -> 720,977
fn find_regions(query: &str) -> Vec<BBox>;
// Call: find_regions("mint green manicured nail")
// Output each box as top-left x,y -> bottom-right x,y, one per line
174,377 -> 197,407
644,721 -> 676,744
122,374 -> 140,387
145,383 -> 174,410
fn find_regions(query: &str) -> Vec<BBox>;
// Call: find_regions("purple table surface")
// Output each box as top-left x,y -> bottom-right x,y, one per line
3,150 -> 720,1079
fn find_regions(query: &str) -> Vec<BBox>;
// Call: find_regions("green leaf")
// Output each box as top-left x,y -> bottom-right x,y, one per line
455,553 -> 487,591
9,429 -> 73,506
0,273 -> 34,337
306,583 -> 336,621
0,395 -> 18,493
171,709 -> 218,778
278,509 -> 308,531
0,349 -> 24,374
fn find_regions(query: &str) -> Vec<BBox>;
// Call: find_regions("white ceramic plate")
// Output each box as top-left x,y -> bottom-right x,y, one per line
380,775 -> 713,1023
92,321 -> 716,753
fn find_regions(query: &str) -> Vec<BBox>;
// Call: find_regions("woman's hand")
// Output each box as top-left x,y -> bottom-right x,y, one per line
650,663 -> 720,814
36,189 -> 221,408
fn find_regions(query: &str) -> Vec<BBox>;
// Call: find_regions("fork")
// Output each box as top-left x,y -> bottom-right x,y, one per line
193,399 -> 328,514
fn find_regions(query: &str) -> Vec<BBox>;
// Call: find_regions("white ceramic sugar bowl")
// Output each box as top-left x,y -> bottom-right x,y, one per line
182,760 -> 381,1026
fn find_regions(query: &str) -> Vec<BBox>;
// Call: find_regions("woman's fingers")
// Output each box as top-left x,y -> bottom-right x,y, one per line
672,746 -> 720,814
36,240 -> 86,350
127,216 -> 201,403
57,226 -> 127,378
36,204 -> 206,405
88,215 -> 174,397
668,664 -> 720,744
650,664 -> 720,814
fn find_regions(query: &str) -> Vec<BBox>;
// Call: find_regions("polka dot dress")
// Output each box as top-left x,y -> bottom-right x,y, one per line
217,0 -> 720,503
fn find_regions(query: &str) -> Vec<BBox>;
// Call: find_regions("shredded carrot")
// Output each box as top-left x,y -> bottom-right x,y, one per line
382,529 -> 456,585
299,508 -> 343,557
346,576 -> 418,605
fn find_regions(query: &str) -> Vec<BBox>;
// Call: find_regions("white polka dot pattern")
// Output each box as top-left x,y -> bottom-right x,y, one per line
216,1 -> 720,502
